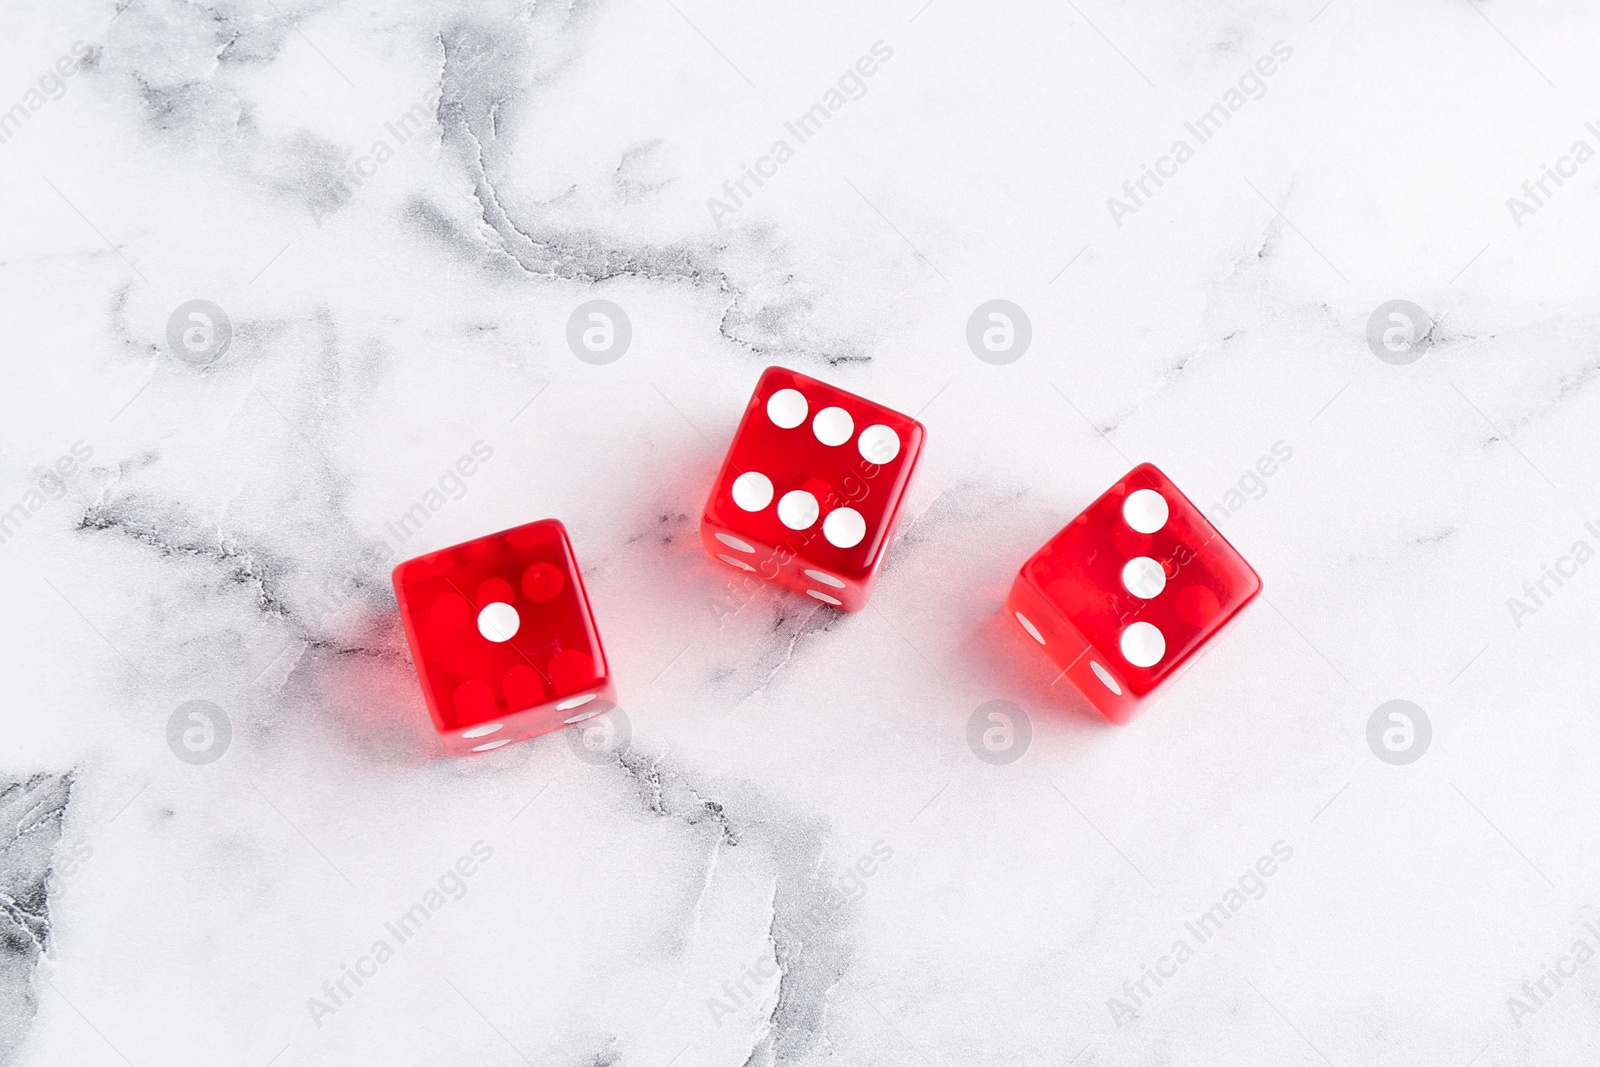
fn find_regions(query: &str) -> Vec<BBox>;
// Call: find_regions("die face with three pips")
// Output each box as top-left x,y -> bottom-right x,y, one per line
391,519 -> 614,755
699,366 -> 926,612
1006,463 -> 1261,724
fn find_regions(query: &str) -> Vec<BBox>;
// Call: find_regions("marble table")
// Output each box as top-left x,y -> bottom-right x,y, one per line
3,0 -> 1597,1063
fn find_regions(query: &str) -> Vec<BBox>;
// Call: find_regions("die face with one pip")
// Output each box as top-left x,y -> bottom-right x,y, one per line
701,366 -> 925,612
392,519 -> 615,755
1007,463 -> 1260,724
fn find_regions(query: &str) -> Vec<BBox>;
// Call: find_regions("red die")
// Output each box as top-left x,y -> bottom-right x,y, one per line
700,366 -> 925,611
392,519 -> 615,755
1007,464 -> 1260,724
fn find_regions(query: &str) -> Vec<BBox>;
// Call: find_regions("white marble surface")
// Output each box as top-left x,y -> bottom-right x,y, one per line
4,0 -> 1600,1063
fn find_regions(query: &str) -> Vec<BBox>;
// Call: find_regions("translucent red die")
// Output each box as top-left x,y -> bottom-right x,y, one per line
700,366 -> 926,611
1007,463 -> 1261,724
392,519 -> 615,755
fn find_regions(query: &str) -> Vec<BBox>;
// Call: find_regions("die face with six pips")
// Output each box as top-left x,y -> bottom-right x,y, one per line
1006,463 -> 1261,724
700,366 -> 926,612
392,519 -> 614,755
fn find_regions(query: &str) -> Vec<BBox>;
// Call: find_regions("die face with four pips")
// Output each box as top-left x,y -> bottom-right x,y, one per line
1007,463 -> 1261,724
700,366 -> 926,612
392,519 -> 614,755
